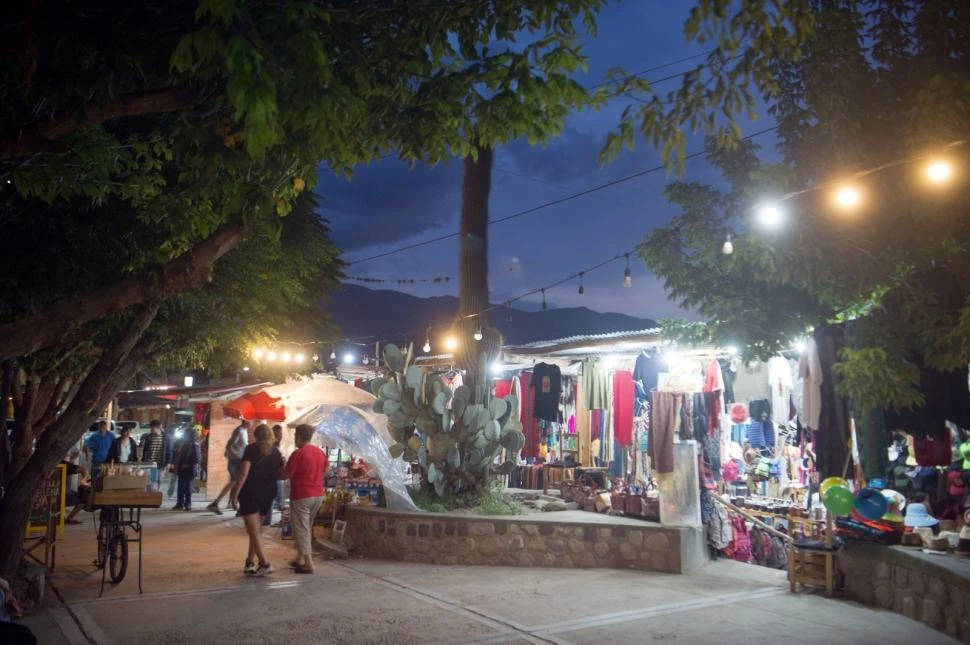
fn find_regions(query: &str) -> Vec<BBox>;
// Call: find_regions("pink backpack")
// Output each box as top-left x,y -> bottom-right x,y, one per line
727,515 -> 751,562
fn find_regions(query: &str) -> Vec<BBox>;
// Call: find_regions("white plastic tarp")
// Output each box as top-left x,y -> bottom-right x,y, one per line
287,403 -> 418,512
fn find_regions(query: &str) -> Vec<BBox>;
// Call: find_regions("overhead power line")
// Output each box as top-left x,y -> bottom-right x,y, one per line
348,126 -> 779,266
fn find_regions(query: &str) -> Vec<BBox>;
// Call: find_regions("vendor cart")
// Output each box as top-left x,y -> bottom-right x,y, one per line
87,489 -> 162,597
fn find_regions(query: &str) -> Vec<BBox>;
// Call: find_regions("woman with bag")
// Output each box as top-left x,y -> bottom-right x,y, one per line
230,424 -> 283,576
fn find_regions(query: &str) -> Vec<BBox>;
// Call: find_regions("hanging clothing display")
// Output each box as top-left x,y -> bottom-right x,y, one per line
799,337 -> 823,430
494,378 -> 513,400
649,390 -> 676,473
613,370 -> 634,447
767,355 -> 793,426
575,374 -> 592,466
519,371 -> 538,459
634,351 -> 662,398
815,325 -> 851,479
531,362 -> 562,422
718,358 -> 736,404
787,357 -> 803,421
731,359 -> 771,404
582,357 -> 611,410
912,435 -> 952,466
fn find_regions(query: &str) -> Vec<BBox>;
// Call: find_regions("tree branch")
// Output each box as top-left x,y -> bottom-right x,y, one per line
24,304 -> 159,480
0,87 -> 197,160
0,216 -> 248,362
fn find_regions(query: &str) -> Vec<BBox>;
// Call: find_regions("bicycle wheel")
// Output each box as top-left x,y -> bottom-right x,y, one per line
96,523 -> 108,569
108,530 -> 129,583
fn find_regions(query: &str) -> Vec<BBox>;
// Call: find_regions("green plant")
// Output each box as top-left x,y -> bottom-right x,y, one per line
373,344 -> 524,498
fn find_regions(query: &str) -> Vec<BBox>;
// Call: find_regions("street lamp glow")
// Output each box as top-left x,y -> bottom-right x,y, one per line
444,337 -> 458,351
295,353 -> 306,363
281,351 -> 292,363
833,185 -> 861,210
342,353 -> 355,364
266,351 -> 278,362
242,366 -> 250,372
252,348 -> 264,359
926,160 -> 952,184
756,203 -> 783,230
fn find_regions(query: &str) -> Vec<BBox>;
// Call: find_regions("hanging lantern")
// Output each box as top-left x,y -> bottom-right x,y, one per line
578,272 -> 585,295
473,326 -> 483,341
329,351 -> 336,360
541,289 -> 547,310
722,234 -> 734,255
623,254 -> 632,288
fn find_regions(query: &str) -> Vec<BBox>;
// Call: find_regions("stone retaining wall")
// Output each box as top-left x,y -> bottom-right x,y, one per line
345,507 -> 708,574
839,542 -> 970,643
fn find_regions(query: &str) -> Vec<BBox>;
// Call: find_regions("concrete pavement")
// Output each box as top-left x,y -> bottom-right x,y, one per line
17,505 -> 961,645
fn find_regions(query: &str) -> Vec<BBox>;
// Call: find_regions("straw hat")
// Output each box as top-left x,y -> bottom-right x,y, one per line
956,526 -> 970,557
924,536 -> 949,554
939,519 -> 957,533
900,532 -> 923,547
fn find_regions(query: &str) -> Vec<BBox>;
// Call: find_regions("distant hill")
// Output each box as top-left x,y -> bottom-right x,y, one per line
323,284 -> 658,346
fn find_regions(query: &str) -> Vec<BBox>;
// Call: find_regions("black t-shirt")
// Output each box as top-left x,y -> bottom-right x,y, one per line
531,362 -> 563,422
240,443 -> 283,498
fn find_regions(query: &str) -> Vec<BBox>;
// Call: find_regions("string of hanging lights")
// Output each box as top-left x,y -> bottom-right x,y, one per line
726,140 -> 968,253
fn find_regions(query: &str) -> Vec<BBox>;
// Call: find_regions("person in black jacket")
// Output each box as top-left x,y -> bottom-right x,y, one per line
106,426 -> 139,463
171,430 -> 201,511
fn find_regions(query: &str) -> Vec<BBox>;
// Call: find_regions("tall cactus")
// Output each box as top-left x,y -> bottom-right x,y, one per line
373,343 -> 523,497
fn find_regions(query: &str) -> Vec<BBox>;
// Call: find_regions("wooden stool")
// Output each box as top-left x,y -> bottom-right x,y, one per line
788,514 -> 839,596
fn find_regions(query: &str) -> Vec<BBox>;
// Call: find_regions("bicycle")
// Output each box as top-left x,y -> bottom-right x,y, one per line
94,507 -> 129,584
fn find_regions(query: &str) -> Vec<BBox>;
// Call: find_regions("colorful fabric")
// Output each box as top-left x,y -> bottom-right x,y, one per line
613,370 -> 634,447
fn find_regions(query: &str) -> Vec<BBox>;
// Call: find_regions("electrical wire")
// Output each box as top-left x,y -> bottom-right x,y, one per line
347,125 -> 779,265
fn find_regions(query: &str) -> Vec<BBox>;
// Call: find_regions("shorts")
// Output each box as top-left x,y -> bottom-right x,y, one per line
238,491 -> 273,517
227,458 -> 242,481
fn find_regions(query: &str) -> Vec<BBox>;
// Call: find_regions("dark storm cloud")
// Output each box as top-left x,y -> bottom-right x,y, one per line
315,158 -> 462,252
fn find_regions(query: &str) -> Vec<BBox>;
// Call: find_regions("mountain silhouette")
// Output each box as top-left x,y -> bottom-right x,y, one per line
324,284 -> 658,347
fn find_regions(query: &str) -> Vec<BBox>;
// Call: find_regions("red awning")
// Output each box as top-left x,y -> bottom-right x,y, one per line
222,390 -> 286,421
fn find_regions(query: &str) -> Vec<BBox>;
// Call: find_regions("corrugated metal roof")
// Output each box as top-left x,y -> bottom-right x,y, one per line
507,327 -> 663,350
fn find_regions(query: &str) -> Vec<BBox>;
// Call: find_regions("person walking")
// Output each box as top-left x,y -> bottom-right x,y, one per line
106,426 -> 140,463
282,424 -> 328,574
263,424 -> 286,527
140,420 -> 170,490
172,430 -> 201,511
207,420 -> 250,514
230,424 -> 283,576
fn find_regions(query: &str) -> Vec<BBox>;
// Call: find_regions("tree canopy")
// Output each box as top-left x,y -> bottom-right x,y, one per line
639,0 -> 970,413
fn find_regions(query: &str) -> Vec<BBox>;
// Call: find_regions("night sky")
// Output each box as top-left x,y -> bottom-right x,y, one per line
316,2 -> 774,321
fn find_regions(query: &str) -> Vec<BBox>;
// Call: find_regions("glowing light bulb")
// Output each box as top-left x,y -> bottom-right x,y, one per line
295,353 -> 306,363
726,345 -> 739,356
266,351 -> 278,362
281,351 -> 292,363
834,185 -> 861,210
444,337 -> 458,351
342,353 -> 355,364
794,338 -> 807,353
252,348 -> 264,359
242,366 -> 250,372
329,351 -> 336,360
490,362 -> 502,375
756,203 -> 783,229
722,235 -> 734,255
423,341 -> 431,353
473,327 -> 483,341
926,160 -> 952,184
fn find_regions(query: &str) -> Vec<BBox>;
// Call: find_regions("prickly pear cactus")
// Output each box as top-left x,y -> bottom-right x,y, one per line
373,343 -> 523,497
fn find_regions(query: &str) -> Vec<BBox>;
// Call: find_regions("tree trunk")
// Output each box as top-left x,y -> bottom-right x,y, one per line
0,217 -> 247,362
0,305 -> 157,577
456,145 -> 501,404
